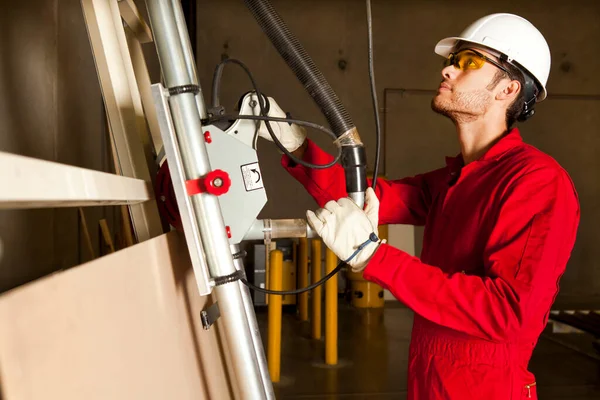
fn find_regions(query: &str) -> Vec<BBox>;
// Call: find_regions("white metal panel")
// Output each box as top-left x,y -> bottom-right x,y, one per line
0,151 -> 151,209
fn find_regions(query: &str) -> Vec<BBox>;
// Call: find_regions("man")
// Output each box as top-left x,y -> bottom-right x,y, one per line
255,13 -> 580,400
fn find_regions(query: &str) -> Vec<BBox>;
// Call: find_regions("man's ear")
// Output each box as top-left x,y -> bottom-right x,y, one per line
497,79 -> 521,101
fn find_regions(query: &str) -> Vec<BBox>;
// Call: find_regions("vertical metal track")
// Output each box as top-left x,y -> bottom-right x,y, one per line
144,1 -> 272,398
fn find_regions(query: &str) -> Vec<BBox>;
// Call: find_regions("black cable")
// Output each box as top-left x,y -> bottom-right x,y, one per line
212,115 -> 337,141
211,114 -> 342,168
240,232 -> 380,295
210,58 -> 342,169
366,0 -> 381,190
241,261 -> 345,295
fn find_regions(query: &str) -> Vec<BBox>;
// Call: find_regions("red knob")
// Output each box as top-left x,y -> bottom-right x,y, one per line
185,170 -> 231,197
204,170 -> 231,196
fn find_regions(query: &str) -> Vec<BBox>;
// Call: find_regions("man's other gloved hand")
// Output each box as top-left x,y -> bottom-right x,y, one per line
248,94 -> 306,153
306,188 -> 385,273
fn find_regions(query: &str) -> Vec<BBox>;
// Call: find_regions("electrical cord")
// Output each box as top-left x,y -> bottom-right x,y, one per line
240,233 -> 380,296
367,0 -> 381,190
241,262 -> 343,295
220,1 -> 382,295
211,114 -> 337,141
210,114 -> 341,169
209,58 -> 342,169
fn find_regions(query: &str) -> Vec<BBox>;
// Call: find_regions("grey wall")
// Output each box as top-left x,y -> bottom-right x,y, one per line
196,0 -> 600,301
0,0 -> 114,293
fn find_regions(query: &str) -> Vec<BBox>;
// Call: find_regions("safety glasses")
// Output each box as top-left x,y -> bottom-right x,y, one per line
444,49 -> 510,75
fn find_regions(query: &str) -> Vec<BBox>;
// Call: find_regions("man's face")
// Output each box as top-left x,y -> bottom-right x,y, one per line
431,45 -> 507,123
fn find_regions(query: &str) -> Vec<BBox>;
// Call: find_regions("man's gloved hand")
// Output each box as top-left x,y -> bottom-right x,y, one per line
306,188 -> 385,273
248,94 -> 306,153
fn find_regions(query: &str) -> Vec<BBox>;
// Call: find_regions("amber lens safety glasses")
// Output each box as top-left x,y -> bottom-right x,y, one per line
444,49 -> 510,75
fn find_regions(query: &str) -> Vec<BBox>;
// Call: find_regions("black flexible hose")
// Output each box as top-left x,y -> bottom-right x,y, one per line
244,0 -> 353,135
244,0 -> 367,197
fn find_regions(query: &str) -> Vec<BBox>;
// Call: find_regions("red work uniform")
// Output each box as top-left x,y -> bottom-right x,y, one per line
282,128 -> 580,400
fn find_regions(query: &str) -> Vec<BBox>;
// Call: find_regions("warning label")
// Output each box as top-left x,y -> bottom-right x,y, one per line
240,162 -> 264,192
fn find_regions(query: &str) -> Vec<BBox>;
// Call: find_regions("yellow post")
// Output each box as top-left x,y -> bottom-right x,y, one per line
325,247 -> 338,365
268,249 -> 283,383
298,237 -> 309,321
311,239 -> 322,340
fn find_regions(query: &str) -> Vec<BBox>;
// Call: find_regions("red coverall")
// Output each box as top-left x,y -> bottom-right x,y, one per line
282,128 -> 580,400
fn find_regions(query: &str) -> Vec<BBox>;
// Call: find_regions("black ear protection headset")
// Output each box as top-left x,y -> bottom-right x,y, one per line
517,74 -> 538,122
497,53 -> 540,123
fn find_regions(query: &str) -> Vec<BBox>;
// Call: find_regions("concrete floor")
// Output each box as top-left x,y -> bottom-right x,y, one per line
256,303 -> 600,399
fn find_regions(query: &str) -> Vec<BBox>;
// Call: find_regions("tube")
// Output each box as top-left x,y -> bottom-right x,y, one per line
243,0 -> 367,204
243,219 -> 317,241
231,244 -> 274,398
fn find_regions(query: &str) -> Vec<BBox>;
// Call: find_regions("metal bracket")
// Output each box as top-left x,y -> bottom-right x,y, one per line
200,302 -> 221,330
151,83 -> 213,296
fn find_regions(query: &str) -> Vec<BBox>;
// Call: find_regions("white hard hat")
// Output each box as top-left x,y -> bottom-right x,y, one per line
434,13 -> 551,101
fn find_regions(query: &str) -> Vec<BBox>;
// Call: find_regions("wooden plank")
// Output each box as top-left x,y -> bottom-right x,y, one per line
0,232 -> 233,400
124,25 -> 163,158
0,151 -> 151,209
120,205 -> 135,247
99,219 -> 116,253
81,0 -> 163,242
78,208 -> 96,259
118,0 -> 153,43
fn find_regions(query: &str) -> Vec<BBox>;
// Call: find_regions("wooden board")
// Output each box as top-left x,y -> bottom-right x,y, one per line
0,231 -> 233,400
81,0 -> 162,242
0,151 -> 151,208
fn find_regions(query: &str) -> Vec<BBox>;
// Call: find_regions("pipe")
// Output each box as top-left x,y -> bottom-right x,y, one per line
243,218 -> 317,241
325,247 -> 338,365
144,1 -> 270,398
311,239 -> 322,340
243,0 -> 367,206
231,244 -> 274,398
267,249 -> 283,382
169,0 -> 208,119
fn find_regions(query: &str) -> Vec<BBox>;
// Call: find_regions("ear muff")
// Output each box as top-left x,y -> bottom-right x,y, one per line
517,74 -> 538,122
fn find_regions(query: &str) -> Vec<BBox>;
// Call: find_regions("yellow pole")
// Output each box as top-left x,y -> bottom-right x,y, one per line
268,249 -> 283,382
325,247 -> 338,365
298,237 -> 309,321
311,239 -> 322,340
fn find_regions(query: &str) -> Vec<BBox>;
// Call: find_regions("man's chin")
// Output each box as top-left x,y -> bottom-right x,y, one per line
431,97 -> 451,116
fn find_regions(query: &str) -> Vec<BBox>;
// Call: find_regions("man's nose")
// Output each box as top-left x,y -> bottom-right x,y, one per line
441,64 -> 458,80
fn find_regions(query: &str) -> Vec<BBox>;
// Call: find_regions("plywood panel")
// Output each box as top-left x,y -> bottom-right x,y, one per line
0,231 -> 232,400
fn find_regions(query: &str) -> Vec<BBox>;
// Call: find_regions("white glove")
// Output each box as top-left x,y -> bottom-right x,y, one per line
248,94 -> 306,152
306,188 -> 385,272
